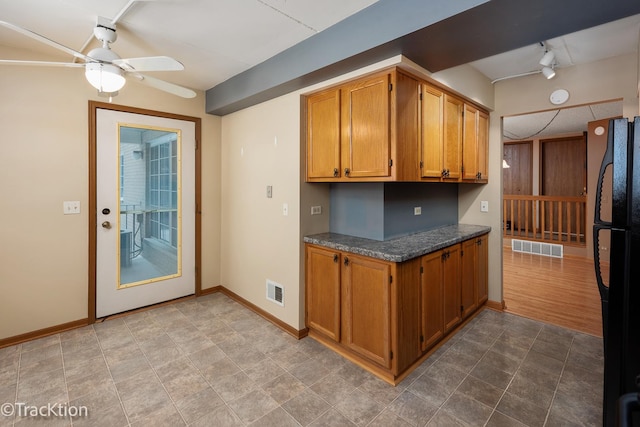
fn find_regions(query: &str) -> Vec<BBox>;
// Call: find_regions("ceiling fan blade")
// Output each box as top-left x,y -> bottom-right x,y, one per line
0,59 -> 85,68
130,73 -> 196,98
113,56 -> 184,72
0,20 -> 92,63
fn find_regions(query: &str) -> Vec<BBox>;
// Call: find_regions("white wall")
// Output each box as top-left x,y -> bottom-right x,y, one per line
0,54 -> 221,340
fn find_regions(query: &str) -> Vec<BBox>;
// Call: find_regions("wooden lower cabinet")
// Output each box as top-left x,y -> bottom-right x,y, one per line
305,234 -> 487,385
342,254 -> 392,368
461,234 -> 490,319
420,251 -> 444,351
461,239 -> 478,319
305,245 -> 341,342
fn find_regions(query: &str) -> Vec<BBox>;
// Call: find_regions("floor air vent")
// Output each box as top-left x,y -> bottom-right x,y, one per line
511,239 -> 563,258
266,280 -> 284,306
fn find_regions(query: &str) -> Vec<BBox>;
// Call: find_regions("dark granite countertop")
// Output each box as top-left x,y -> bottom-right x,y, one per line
304,224 -> 491,262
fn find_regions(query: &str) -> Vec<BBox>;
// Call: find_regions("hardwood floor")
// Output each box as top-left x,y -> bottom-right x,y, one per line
503,245 -> 604,337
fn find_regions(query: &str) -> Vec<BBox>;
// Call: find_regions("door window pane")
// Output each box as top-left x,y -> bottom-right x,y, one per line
118,125 -> 182,288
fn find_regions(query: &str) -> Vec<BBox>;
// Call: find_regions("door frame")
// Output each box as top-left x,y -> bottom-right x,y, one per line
88,101 -> 202,323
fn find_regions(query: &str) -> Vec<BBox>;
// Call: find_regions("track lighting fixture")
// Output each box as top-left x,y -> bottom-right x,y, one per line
539,50 -> 555,67
490,43 -> 558,84
541,66 -> 556,79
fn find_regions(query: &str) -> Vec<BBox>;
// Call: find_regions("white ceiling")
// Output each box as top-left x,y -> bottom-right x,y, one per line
0,0 -> 638,136
0,0 -> 380,91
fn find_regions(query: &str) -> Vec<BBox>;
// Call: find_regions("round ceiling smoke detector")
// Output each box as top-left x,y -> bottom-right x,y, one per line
549,89 -> 569,105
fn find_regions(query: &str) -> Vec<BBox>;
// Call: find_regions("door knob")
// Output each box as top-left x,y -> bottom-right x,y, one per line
101,221 -> 112,229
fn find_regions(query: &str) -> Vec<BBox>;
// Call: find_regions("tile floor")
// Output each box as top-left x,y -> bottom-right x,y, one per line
0,293 -> 603,426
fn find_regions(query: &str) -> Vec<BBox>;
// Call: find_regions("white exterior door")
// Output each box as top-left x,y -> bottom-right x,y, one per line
96,108 -> 195,318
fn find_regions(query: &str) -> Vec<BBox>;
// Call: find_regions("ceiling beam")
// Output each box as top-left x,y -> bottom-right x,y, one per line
206,0 -> 640,116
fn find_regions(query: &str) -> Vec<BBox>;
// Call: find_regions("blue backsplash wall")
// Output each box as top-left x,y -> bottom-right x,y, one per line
329,182 -> 458,241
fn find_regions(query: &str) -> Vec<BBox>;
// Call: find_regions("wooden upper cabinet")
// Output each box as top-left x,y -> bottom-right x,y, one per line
306,88 -> 341,180
477,110 -> 489,181
306,245 -> 341,342
443,94 -> 463,181
304,66 -> 487,183
341,73 -> 391,179
462,103 -> 479,181
462,104 -> 489,182
419,83 -> 444,179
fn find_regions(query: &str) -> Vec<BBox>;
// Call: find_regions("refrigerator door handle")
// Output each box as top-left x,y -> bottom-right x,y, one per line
594,119 -> 614,226
592,224 -> 610,301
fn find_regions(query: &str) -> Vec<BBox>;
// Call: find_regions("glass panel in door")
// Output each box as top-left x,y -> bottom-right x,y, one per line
118,124 -> 182,288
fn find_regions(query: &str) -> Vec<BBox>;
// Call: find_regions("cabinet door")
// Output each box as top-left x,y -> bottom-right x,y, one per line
443,244 -> 461,333
443,94 -> 463,181
460,239 -> 478,319
341,73 -> 391,178
477,110 -> 489,181
420,84 -> 444,179
476,234 -> 489,305
421,250 -> 444,351
342,254 -> 392,368
306,245 -> 341,341
306,89 -> 341,180
462,103 -> 479,181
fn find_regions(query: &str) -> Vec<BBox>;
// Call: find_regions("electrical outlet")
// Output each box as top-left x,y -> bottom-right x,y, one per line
63,201 -> 81,215
414,207 -> 422,215
480,201 -> 489,212
311,206 -> 322,215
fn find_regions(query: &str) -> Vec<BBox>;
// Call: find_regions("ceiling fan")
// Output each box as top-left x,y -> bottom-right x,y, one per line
0,17 -> 196,98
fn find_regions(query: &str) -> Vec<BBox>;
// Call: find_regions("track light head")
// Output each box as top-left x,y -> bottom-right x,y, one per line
541,66 -> 556,79
539,50 -> 555,67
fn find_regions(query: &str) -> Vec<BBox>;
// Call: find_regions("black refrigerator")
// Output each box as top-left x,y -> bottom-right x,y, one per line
594,116 -> 640,426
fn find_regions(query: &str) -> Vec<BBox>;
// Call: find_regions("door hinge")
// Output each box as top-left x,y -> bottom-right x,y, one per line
420,161 -> 423,169
419,93 -> 423,101
389,275 -> 393,284
389,83 -> 393,91
461,165 -> 464,174
420,266 -> 423,274
390,351 -> 393,360
461,305 -> 464,313
420,335 -> 424,342
461,250 -> 464,256
195,139 -> 199,150
389,159 -> 393,167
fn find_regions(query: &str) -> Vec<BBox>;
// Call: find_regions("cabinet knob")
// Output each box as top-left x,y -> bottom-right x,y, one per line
344,168 -> 350,176
344,257 -> 350,266
333,168 -> 339,177
441,169 -> 447,177
333,254 -> 339,263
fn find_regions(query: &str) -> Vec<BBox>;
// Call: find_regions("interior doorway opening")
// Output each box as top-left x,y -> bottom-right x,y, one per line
501,100 -> 622,337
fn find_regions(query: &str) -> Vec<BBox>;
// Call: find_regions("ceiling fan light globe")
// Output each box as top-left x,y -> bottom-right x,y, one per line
541,66 -> 556,79
85,62 -> 125,92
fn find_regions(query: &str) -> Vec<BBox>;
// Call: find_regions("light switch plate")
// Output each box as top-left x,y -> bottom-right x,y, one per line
63,201 -> 81,215
480,201 -> 489,212
414,207 -> 422,215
